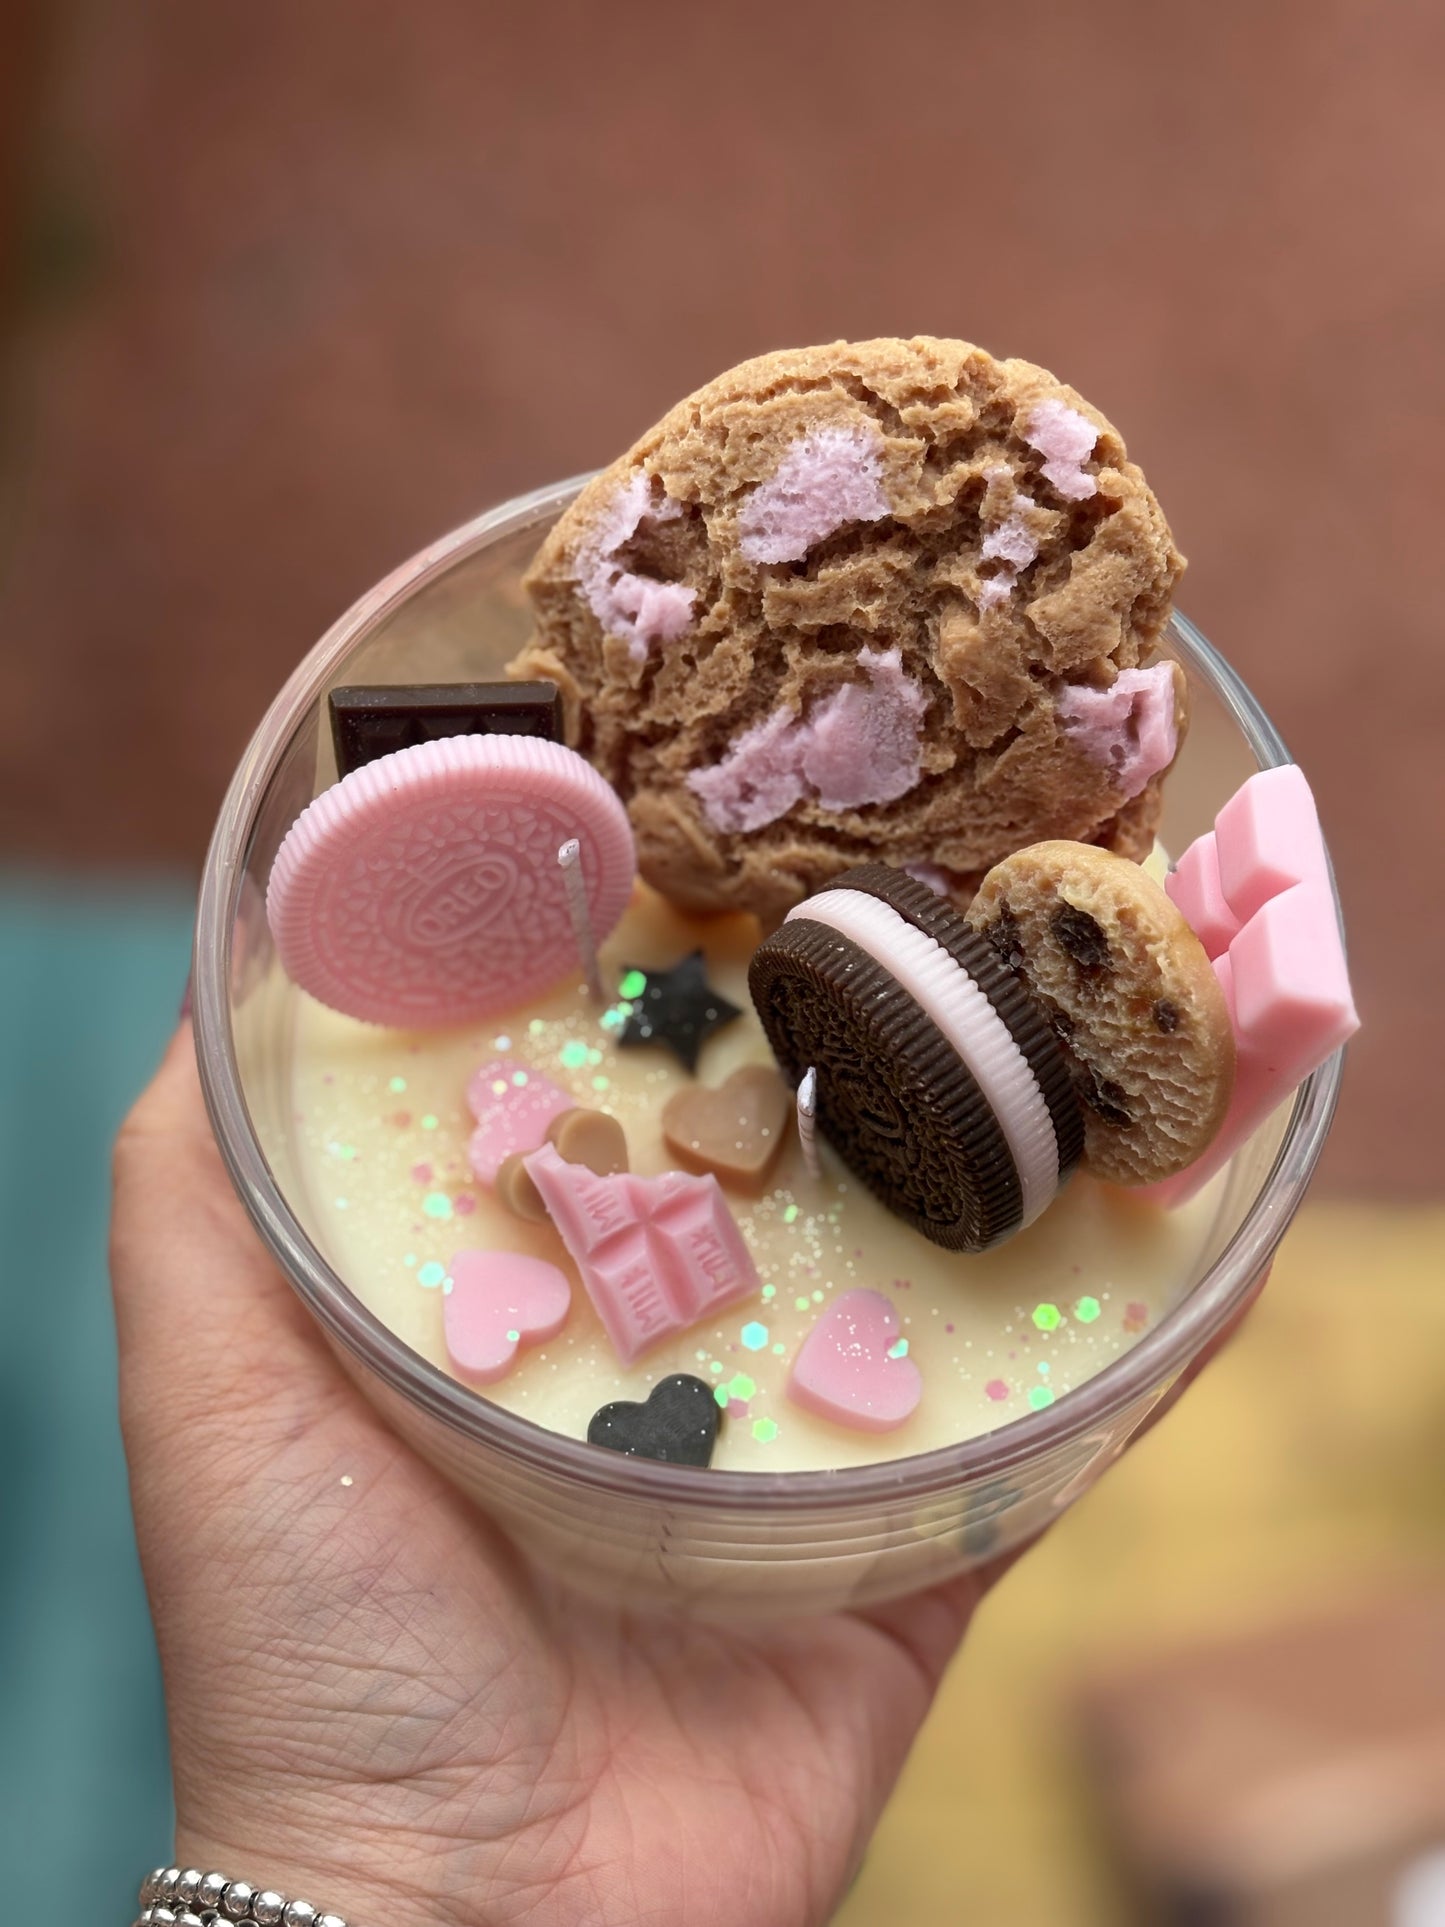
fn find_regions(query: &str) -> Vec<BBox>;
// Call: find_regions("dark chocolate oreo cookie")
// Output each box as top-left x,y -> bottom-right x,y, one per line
834,864 -> 1085,1182
749,865 -> 1085,1251
750,917 -> 1025,1250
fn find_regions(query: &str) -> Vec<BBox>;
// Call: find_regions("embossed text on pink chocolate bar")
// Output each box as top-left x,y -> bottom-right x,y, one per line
524,1142 -> 760,1363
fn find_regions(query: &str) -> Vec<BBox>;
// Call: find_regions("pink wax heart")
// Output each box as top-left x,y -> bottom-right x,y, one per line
266,734 -> 635,1027
465,1057 -> 572,1185
787,1289 -> 922,1434
523,1142 -> 759,1364
443,1249 -> 572,1383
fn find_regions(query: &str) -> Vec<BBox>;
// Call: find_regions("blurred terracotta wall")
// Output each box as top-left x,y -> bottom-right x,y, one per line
1,0 -> 1441,1194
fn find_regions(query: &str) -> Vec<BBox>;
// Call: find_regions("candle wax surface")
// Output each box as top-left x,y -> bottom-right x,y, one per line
288,883 -> 1223,1472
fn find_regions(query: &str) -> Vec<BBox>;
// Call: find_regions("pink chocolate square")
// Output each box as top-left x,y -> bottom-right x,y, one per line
523,1142 -> 760,1364
1165,832 -> 1240,961
1214,764 -> 1330,924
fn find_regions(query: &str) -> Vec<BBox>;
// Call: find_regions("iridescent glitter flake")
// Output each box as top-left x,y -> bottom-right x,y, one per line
1074,1295 -> 1102,1323
752,1418 -> 779,1444
422,1192 -> 453,1219
741,1321 -> 769,1351
1032,1302 -> 1063,1332
1027,1384 -> 1056,1411
417,1261 -> 447,1289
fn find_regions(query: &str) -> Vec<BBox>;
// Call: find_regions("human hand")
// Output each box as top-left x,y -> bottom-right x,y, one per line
112,1030 -> 989,1927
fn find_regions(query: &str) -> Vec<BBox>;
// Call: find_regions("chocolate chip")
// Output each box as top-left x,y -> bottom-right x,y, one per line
1153,998 -> 1180,1033
1052,904 -> 1111,972
984,904 -> 1027,973
1077,1062 -> 1133,1128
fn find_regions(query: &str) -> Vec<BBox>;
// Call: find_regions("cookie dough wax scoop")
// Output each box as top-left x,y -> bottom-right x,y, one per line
514,335 -> 1186,928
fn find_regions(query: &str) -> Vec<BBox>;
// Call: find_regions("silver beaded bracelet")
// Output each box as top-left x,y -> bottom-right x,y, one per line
135,1867 -> 355,1927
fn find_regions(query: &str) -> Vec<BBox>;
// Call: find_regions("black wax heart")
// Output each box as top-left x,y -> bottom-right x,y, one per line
586,1373 -> 721,1467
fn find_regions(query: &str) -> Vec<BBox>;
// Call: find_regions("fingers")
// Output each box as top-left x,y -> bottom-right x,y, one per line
110,1022 -> 336,1444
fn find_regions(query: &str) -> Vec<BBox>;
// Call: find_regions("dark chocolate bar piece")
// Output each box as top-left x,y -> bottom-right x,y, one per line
328,681 -> 564,776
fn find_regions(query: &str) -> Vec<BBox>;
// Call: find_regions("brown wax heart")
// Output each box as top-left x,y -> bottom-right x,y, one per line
497,1106 -> 629,1221
661,1064 -> 791,1193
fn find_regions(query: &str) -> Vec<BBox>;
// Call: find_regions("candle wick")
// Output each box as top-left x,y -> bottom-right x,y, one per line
557,838 -> 606,1006
797,1065 -> 821,1182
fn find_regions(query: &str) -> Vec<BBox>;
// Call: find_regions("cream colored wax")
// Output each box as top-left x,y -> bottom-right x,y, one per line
287,884 -> 1222,1472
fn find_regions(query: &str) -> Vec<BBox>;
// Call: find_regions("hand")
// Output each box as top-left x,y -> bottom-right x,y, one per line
112,1030 -> 989,1927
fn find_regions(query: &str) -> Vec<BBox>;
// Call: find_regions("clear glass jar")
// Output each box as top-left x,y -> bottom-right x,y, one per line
193,477 -> 1344,1619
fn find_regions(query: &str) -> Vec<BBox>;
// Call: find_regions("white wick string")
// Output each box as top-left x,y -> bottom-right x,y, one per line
557,838 -> 605,1005
797,1065 -> 821,1181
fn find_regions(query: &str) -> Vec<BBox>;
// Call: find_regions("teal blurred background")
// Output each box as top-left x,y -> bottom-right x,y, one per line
0,883 -> 191,1913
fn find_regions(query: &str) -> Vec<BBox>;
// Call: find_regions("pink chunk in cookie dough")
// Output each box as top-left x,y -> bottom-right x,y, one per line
980,497 -> 1041,571
1056,662 -> 1177,800
685,707 -> 809,835
799,646 -> 929,811
1025,399 -> 1099,501
687,646 -> 927,834
737,424 -> 890,564
581,472 -> 696,662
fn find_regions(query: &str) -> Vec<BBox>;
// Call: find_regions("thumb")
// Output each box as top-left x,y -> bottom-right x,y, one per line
110,1022 -> 338,1444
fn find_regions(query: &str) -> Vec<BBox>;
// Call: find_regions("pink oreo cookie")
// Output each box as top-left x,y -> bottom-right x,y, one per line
267,735 -> 635,1026
1156,766 -> 1357,1204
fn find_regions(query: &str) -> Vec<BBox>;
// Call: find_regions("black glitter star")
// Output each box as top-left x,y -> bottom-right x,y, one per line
617,950 -> 742,1073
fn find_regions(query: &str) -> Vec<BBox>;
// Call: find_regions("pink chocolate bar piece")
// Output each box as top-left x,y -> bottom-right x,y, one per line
1214,763 -> 1330,922
523,1142 -> 760,1364
1165,832 -> 1240,961
1150,881 -> 1358,1206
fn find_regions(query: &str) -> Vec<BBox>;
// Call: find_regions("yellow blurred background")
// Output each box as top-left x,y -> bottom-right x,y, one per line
2,4 -> 1442,1921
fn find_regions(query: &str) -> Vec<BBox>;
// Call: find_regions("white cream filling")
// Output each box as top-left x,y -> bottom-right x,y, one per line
789,888 -> 1060,1225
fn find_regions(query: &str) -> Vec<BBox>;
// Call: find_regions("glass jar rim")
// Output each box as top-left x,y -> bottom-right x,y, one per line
194,475 -> 1344,1512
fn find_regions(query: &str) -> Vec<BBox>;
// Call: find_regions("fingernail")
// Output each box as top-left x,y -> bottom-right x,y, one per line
179,973 -> 193,1021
